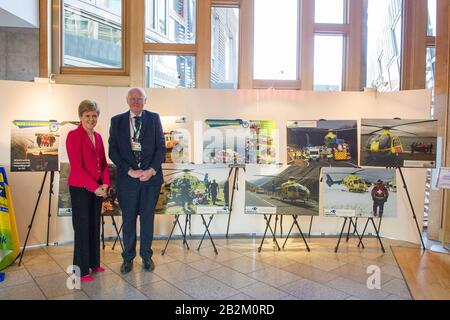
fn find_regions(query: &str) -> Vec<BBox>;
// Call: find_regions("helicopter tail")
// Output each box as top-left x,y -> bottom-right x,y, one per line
326,174 -> 335,187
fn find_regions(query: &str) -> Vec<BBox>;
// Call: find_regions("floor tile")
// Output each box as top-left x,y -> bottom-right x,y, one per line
189,259 -> 223,272
239,282 -> 289,300
225,293 -> 255,300
50,291 -> 91,300
199,248 -> 243,262
280,279 -> 349,300
34,272 -> 80,299
0,269 -> 34,288
107,261 -> 162,287
220,256 -> 270,274
139,280 -> 193,300
331,264 -> 394,285
153,261 -> 203,283
382,278 -> 412,300
0,282 -> 46,300
326,277 -> 390,300
281,263 -> 339,284
25,260 -> 63,278
248,267 -> 301,287
173,276 -> 239,300
207,267 -> 258,290
81,273 -> 147,300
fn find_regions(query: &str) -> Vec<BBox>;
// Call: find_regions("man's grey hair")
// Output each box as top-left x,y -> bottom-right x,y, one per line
127,87 -> 147,99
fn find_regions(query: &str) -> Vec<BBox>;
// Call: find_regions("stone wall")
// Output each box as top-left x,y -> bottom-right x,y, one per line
0,27 -> 39,81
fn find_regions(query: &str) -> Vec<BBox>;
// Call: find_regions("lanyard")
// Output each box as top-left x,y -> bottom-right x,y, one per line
131,116 -> 142,141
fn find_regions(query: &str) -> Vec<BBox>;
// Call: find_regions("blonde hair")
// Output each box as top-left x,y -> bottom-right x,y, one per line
78,100 -> 100,117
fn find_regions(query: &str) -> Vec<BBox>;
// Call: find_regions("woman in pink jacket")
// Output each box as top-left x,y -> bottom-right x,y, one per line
66,100 -> 110,282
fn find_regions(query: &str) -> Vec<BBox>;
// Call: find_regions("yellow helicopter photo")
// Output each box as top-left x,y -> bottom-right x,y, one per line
325,170 -> 369,193
361,119 -> 437,167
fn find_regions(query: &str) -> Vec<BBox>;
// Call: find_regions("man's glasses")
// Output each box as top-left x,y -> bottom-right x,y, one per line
129,98 -> 145,103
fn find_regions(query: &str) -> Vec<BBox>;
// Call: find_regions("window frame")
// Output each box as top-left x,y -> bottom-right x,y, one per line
54,0 -> 129,76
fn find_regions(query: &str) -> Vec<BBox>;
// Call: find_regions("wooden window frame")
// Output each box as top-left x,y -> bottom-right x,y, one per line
52,0 -> 130,77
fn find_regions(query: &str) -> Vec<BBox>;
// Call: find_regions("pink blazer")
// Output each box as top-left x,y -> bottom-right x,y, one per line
66,125 -> 110,192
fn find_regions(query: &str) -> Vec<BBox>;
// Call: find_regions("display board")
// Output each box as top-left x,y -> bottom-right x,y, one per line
0,81 -> 432,244
287,120 -> 358,167
156,164 -> 231,215
323,167 -> 397,218
161,116 -> 190,164
245,164 -> 319,216
10,120 -> 60,172
361,119 -> 437,168
58,163 -> 120,217
202,119 -> 277,164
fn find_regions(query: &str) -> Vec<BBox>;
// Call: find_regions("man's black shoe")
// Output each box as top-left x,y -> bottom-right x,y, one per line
142,259 -> 155,272
120,261 -> 133,274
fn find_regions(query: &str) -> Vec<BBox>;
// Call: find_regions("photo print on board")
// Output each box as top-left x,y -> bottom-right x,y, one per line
322,167 -> 397,218
156,163 -> 232,215
161,116 -> 190,164
202,119 -> 277,164
10,120 -> 61,172
361,119 -> 438,168
58,163 -> 120,217
287,120 -> 358,167
245,164 -> 319,216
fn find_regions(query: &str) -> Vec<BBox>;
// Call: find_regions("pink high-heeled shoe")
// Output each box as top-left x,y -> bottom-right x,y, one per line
92,267 -> 105,273
80,275 -> 94,282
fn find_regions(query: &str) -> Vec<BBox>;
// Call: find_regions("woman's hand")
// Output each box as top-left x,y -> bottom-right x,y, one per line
94,186 -> 107,198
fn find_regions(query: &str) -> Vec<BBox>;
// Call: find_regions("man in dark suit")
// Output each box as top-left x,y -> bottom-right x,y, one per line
109,88 -> 165,274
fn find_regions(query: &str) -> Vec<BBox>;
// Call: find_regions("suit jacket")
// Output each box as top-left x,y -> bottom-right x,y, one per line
66,125 -> 111,192
108,110 -> 165,187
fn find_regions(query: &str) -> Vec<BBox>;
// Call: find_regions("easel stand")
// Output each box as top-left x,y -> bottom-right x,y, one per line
358,217 -> 385,253
398,167 -> 427,250
17,171 -> 55,266
197,214 -> 218,255
161,214 -> 190,256
226,166 -> 242,238
335,217 -> 364,253
258,215 -> 281,252
101,214 -> 124,251
282,215 -> 311,251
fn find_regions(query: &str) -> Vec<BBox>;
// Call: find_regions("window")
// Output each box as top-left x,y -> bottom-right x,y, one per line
315,0 -> 346,24
145,0 -> 196,44
366,0 -> 403,91
211,6 -> 240,89
145,54 -> 196,88
313,35 -> 344,91
253,0 -> 298,80
427,0 -> 436,37
62,0 -> 123,68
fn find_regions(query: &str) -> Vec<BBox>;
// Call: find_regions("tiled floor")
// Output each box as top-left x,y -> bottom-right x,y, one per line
0,237 -> 416,300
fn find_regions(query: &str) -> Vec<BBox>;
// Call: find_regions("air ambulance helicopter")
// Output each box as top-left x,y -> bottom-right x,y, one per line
363,120 -> 436,155
325,169 -> 369,193
251,174 -> 312,204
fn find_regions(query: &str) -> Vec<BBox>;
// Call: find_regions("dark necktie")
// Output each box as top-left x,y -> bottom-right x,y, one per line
133,116 -> 142,165
133,116 -> 141,141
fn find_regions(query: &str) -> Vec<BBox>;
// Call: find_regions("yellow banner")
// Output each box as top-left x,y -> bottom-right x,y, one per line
0,167 -> 20,271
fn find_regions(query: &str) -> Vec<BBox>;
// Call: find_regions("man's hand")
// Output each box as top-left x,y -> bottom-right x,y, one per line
128,169 -> 144,179
139,168 -> 156,182
101,184 -> 109,193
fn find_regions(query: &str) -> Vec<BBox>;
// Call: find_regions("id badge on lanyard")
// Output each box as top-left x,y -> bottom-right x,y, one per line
131,118 -> 142,152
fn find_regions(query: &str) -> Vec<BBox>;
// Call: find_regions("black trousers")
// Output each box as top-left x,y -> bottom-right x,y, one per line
70,186 -> 102,277
118,182 -> 161,262
373,200 -> 386,217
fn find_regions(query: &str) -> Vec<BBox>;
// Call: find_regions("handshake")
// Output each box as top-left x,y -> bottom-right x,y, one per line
128,168 -> 157,182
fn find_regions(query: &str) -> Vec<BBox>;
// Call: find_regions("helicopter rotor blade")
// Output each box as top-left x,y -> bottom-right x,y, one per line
389,119 -> 436,129
388,128 -> 419,136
